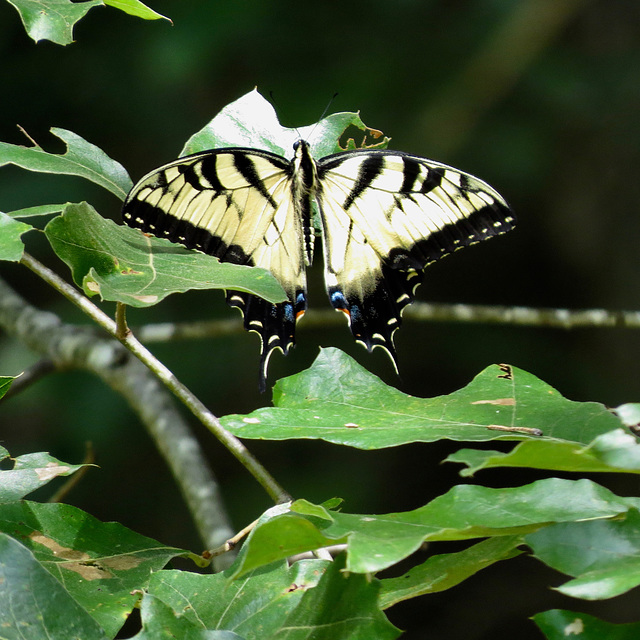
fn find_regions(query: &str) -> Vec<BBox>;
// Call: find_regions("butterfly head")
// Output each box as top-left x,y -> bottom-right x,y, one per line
292,139 -> 318,193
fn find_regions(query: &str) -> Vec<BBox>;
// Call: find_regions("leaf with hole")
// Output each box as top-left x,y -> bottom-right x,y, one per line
6,0 -> 103,45
147,556 -> 399,640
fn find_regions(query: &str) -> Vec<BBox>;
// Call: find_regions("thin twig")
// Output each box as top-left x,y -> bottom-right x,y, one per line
132,301 -> 640,346
405,302 -> 640,329
19,252 -> 291,505
206,518 -> 260,558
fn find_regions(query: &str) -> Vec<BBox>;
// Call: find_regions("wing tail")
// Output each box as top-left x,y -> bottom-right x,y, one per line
227,290 -> 307,392
328,266 -> 423,372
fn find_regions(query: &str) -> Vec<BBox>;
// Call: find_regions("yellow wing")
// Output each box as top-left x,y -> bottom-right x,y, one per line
122,148 -> 309,391
316,149 -> 515,365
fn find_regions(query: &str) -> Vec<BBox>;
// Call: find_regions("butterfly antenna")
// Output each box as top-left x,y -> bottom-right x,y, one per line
319,92 -> 339,121
305,92 -> 340,144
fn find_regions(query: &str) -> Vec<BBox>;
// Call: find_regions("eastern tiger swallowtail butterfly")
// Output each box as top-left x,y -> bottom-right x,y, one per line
122,138 -> 515,391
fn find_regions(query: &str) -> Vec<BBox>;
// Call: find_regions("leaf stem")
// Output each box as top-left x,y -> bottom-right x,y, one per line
207,518 -> 260,558
19,252 -> 291,504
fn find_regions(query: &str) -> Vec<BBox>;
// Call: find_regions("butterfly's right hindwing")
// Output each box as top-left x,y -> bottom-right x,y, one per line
122,148 -> 309,391
316,149 -> 515,366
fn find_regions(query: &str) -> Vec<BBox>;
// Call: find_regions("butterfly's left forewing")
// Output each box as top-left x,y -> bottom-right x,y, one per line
123,148 -> 309,391
316,150 -> 515,366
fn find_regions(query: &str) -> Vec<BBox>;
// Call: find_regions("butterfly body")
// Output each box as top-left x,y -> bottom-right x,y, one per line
123,139 -> 514,391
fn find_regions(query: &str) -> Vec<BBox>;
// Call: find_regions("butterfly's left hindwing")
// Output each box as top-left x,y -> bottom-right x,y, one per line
316,150 -> 515,364
122,148 -> 310,391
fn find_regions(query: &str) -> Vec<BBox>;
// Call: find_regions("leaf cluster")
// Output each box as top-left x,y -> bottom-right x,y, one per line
1,73 -> 640,640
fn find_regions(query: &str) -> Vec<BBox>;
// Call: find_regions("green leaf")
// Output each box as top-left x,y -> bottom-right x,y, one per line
0,128 -> 132,199
0,449 -> 88,502
0,212 -> 32,261
6,0 -> 103,45
6,204 -> 67,218
447,427 -> 640,476
104,0 -> 170,22
0,501 -> 190,637
149,560 -> 329,638
234,479 -> 636,577
614,403 -> 640,430
0,376 -> 15,399
378,535 -> 524,608
221,349 -> 620,450
275,554 -> 399,640
533,609 -> 640,640
0,533 -> 109,640
181,88 -> 387,159
44,202 -> 286,307
526,508 -> 640,600
132,594 -> 235,639
149,557 -> 399,640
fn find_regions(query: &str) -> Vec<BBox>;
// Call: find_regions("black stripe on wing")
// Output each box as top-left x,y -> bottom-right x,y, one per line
319,150 -> 515,368
328,266 -> 422,369
122,148 -> 305,392
227,290 -> 307,392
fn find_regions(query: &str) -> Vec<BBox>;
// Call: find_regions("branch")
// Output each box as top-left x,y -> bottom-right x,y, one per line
405,302 -> 640,329
0,274 -> 235,565
132,301 -> 640,345
18,253 -> 290,505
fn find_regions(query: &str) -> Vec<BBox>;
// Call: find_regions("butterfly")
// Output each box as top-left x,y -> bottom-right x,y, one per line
122,138 -> 515,391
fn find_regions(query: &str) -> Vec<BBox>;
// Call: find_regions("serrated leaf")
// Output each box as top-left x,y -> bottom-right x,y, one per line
0,501 -> 190,637
0,533 -> 109,640
6,0 -> 103,45
149,556 -> 399,640
0,127 -> 132,199
221,349 -> 620,450
0,449 -> 88,502
378,535 -> 524,608
234,479 -> 636,578
526,509 -> 640,600
181,88 -> 385,159
0,212 -> 32,261
104,0 -> 170,21
44,202 -> 286,307
533,609 -> 640,639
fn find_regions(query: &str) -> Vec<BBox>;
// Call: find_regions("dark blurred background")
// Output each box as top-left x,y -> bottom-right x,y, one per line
1,1 -> 639,638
